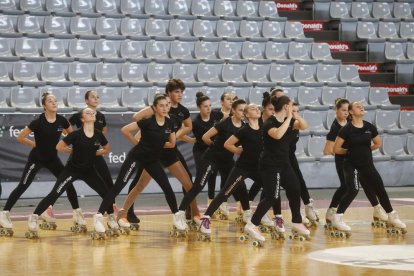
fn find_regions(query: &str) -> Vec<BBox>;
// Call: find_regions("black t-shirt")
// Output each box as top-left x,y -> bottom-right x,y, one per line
327,118 -> 350,157
338,121 -> 378,166
260,116 -> 296,167
130,115 -> 174,162
205,117 -> 245,161
27,113 -> 70,162
234,124 -> 262,170
63,128 -> 108,170
192,112 -> 223,152
169,103 -> 190,132
69,110 -> 106,132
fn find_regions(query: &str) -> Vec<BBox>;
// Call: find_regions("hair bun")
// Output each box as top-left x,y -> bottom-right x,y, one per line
196,91 -> 205,99
263,92 -> 270,99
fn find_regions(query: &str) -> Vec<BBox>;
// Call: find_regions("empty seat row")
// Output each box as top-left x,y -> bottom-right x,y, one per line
355,21 -> 414,41
367,41 -> 414,62
0,15 -> 303,41
0,61 -> 367,86
330,1 -> 413,20
0,38 -> 335,63
0,0 -> 280,20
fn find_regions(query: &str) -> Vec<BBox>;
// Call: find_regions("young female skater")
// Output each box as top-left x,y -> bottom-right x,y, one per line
95,94 -> 188,238
243,95 -> 310,245
331,101 -> 406,236
324,99 -> 388,230
25,107 -> 114,238
0,93 -> 84,236
176,99 -> 248,220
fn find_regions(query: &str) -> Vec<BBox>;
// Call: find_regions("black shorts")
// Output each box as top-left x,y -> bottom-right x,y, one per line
160,148 -> 179,167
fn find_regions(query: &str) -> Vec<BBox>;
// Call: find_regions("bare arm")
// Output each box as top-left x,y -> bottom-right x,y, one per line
164,132 -> 176,148
132,106 -> 154,122
176,117 -> 192,139
102,126 -> 107,135
56,140 -> 72,154
96,143 -> 111,156
121,122 -> 140,145
333,137 -> 347,155
268,116 -> 292,140
202,127 -> 218,146
224,135 -> 242,155
180,134 -> 196,144
292,114 -> 308,130
16,127 -> 36,148
62,125 -> 73,136
323,140 -> 335,156
371,135 -> 381,151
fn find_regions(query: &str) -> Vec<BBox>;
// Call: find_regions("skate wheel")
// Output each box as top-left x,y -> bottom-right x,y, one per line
239,235 -> 246,241
339,232 -> 345,238
299,236 -> 305,242
252,241 -> 259,247
288,235 -> 293,240
395,229 -> 401,235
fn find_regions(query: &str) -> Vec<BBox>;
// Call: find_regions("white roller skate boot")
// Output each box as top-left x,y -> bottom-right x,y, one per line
386,211 -> 407,235
171,211 -> 188,237
25,214 -> 39,239
305,199 -> 319,226
39,205 -> 57,230
290,223 -> 311,241
197,216 -> 211,241
330,213 -> 351,238
259,213 -> 274,233
71,208 -> 87,233
301,213 -> 312,228
241,220 -> 265,247
91,213 -> 106,240
325,207 -> 337,230
270,215 -> 285,240
372,204 -> 388,228
0,211 -> 13,237
239,209 -> 252,232
107,213 -> 121,237
217,202 -> 229,220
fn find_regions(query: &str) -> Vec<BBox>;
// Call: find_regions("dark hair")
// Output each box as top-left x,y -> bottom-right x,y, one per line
335,98 -> 350,110
165,78 -> 185,93
153,93 -> 168,106
231,99 -> 246,110
271,95 -> 291,112
292,102 -> 299,107
220,91 -> 234,102
84,90 -> 97,100
262,92 -> 271,108
195,91 -> 210,107
41,92 -> 54,106
270,88 -> 284,97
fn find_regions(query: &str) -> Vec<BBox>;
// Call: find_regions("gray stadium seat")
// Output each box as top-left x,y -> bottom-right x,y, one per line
240,20 -> 262,40
169,19 -> 193,39
326,109 -> 336,128
302,110 -> 329,135
96,18 -> 122,39
385,42 -> 406,61
69,39 -> 97,62
345,86 -> 375,109
216,20 -> 239,40
258,1 -> 278,18
406,135 -> 414,155
378,21 -> 399,40
147,62 -> 172,84
399,22 -> 414,40
14,38 -> 41,60
0,87 -> 14,112
44,16 -> 73,38
144,0 -> 167,16
170,40 -> 195,61
120,40 -> 146,61
191,0 -> 213,17
321,85 -> 346,107
121,63 -> 146,84
329,2 -> 350,19
0,62 -> 16,86
39,86 -> 72,112
147,85 -> 166,105
407,42 -> 414,59
307,136 -> 327,159
45,0 -> 72,16
120,18 -> 144,38
96,0 -> 120,17
237,0 -> 258,18
279,84 -> 299,103
284,22 -> 305,39
372,2 -> 392,19
96,87 -> 127,112
121,87 -> 148,111
288,41 -> 311,61
13,62 -> 43,85
194,41 -> 219,60
172,63 -> 197,83
96,63 -> 123,85
0,38 -> 18,61
298,85 -> 328,111
181,87 -> 199,110
293,62 -> 317,83
357,21 -> 378,40
214,0 -> 236,18
20,0 -> 49,15
351,2 -> 371,19
0,15 -> 19,37
222,63 -> 246,84
193,19 -> 217,39
41,62 -> 69,83
393,3 -> 413,19
369,87 -> 400,110
168,0 -> 191,17
42,38 -> 72,61
145,18 -> 169,38
145,40 -> 170,61
0,0 -> 20,15
218,40 -> 242,60
67,86 -> 98,109
248,87 -> 267,105
68,62 -> 95,84
17,15 -> 47,37
120,0 -> 144,17
295,136 -> 317,162
70,17 -> 98,39
241,41 -> 264,60
71,0 -> 96,16
264,41 -> 288,60
382,135 -> 414,160
311,43 -> 334,61
316,63 -> 340,83
232,86 -> 250,101
339,65 -> 364,84
95,40 -> 123,62
269,63 -> 294,83
399,111 -> 414,133
10,86 -> 43,112
375,110 -> 408,134
246,63 -> 271,83
262,20 -> 285,39
197,63 -> 223,84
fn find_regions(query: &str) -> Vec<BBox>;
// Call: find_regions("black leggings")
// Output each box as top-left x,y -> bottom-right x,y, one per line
98,152 -> 178,215
204,166 -> 251,217
290,154 -> 311,205
338,161 -> 393,214
4,157 -> 79,211
194,147 -> 218,200
248,181 -> 281,216
330,156 -> 379,209
251,163 -> 302,225
94,155 -> 114,191
33,166 -> 110,216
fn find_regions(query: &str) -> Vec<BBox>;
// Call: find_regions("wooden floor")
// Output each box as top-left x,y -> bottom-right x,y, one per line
1,205 -> 413,276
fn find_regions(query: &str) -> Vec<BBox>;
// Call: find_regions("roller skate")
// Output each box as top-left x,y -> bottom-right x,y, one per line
127,209 -> 140,231
329,213 -> 351,238
197,216 -> 211,241
289,223 -> 311,241
371,204 -> 388,229
237,209 -> 252,232
25,214 -> 39,239
240,220 -> 265,247
235,202 -> 243,225
305,199 -> 319,226
186,215 -> 201,231
217,202 -> 229,220
70,208 -> 87,233
91,213 -> 107,240
270,215 -> 286,240
259,213 -> 273,233
386,211 -> 407,236
39,206 -> 57,230
170,211 -> 188,238
0,211 -> 14,237
301,213 -> 312,229
324,207 -> 336,231
106,213 -> 121,236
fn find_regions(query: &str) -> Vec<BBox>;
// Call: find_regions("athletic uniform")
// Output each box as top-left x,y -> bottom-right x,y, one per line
97,116 -> 179,215
33,128 -> 112,216
251,116 -> 302,225
4,114 -> 79,211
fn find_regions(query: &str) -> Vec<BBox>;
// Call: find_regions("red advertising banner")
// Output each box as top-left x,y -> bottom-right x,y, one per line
276,2 -> 300,11
371,84 -> 411,96
300,21 -> 324,31
352,63 -> 380,73
327,41 -> 352,52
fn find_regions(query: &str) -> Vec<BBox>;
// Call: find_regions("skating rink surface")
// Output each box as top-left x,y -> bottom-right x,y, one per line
1,191 -> 413,275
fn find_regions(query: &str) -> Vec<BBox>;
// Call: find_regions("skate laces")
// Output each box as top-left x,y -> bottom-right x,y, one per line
274,217 -> 284,228
201,218 -> 210,229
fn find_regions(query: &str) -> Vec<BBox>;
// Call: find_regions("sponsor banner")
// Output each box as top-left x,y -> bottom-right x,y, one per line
352,63 -> 380,73
327,41 -> 352,52
0,113 -> 195,182
276,2 -> 300,11
371,84 -> 411,96
300,20 -> 324,31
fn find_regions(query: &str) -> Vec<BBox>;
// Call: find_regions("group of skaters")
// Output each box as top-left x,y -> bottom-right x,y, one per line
0,78 -> 407,244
